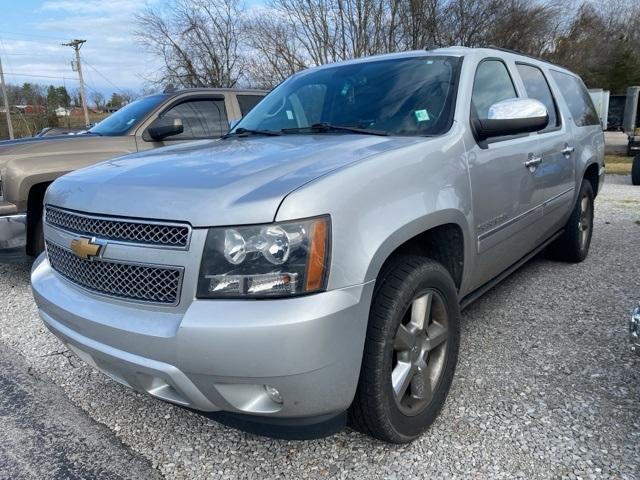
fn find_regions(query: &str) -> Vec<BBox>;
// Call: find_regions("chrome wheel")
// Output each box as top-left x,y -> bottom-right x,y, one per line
392,290 -> 448,416
578,194 -> 592,249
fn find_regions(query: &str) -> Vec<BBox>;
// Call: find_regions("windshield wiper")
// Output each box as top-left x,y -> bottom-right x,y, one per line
223,127 -> 282,138
282,122 -> 389,136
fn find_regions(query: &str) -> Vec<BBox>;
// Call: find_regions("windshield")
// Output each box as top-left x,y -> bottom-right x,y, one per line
89,94 -> 167,136
233,56 -> 461,137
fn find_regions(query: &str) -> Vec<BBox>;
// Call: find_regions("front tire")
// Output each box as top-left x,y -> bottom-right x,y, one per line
31,217 -> 45,257
349,256 -> 460,443
632,154 -> 640,186
547,179 -> 594,262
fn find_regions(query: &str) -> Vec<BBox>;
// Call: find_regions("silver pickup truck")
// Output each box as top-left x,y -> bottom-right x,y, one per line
0,88 -> 265,257
31,47 -> 604,443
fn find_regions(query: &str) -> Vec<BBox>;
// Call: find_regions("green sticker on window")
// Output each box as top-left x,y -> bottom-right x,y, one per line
415,109 -> 430,122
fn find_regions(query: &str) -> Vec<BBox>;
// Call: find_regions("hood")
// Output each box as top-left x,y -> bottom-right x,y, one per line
47,135 -> 421,227
0,134 -> 125,169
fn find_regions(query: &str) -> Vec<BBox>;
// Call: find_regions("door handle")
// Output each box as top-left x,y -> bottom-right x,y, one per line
524,154 -> 542,170
561,145 -> 575,156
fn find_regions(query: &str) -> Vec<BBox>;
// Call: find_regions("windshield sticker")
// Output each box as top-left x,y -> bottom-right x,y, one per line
415,109 -> 430,122
286,110 -> 294,120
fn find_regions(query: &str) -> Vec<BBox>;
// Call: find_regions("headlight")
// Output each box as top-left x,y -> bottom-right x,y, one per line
197,216 -> 330,298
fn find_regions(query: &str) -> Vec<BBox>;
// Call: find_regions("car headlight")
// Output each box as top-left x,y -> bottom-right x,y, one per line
196,216 -> 330,298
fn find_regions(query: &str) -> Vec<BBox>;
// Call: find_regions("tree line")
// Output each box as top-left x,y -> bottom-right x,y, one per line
2,83 -> 140,137
5,83 -> 139,111
136,0 -> 640,92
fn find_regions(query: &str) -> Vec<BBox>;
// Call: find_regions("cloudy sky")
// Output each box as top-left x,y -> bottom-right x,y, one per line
0,0 -> 164,97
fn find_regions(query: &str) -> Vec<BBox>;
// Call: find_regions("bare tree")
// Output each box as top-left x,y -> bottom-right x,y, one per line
135,0 -> 247,88
245,12 -> 308,88
135,0 -> 640,92
91,91 -> 105,110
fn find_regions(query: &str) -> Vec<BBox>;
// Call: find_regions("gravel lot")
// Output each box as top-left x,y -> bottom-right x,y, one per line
0,179 -> 639,479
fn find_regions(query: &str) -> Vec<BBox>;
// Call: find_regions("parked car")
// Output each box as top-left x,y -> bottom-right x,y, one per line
631,304 -> 640,353
31,47 -> 604,443
36,127 -> 87,137
0,88 -> 266,256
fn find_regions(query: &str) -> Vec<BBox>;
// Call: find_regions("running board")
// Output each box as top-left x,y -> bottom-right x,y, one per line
460,229 -> 564,310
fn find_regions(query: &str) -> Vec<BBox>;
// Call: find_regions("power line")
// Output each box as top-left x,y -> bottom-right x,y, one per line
83,59 -> 126,94
1,72 -> 77,81
0,30 -> 68,42
1,52 -> 69,58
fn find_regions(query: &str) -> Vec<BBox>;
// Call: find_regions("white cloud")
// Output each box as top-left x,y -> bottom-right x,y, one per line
2,0 -> 163,94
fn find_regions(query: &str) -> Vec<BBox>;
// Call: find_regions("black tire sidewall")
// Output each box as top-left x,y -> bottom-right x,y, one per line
574,180 -> 594,261
632,155 -> 640,186
371,257 -> 460,441
32,217 -> 45,256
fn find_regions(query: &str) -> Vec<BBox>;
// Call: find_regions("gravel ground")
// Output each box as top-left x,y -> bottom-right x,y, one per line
0,178 -> 638,479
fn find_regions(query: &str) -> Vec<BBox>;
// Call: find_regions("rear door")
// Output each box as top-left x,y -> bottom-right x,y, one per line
512,62 -> 575,237
548,69 -> 604,197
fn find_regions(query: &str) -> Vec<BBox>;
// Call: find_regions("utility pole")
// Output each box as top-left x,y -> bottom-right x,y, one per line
0,54 -> 14,140
62,39 -> 90,127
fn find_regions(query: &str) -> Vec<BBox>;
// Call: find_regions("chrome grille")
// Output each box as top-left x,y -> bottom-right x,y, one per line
45,206 -> 190,248
46,241 -> 183,304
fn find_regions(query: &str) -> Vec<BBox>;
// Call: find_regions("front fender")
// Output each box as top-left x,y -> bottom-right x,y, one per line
276,126 -> 474,293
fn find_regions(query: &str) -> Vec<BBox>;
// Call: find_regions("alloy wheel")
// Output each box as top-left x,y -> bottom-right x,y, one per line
391,290 -> 449,416
578,194 -> 592,250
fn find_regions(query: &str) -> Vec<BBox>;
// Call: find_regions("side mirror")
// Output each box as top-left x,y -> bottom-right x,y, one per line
475,98 -> 548,141
146,117 -> 184,141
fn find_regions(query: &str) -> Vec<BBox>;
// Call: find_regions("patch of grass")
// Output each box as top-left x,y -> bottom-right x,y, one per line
605,155 -> 633,175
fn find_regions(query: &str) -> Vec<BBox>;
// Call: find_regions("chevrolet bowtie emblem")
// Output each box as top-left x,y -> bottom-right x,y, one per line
70,237 -> 103,260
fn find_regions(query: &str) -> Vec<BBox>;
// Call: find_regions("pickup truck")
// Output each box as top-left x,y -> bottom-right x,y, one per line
0,88 -> 266,256
31,47 -> 604,443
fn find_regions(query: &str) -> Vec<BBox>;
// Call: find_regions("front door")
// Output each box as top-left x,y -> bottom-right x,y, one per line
466,58 -> 542,289
136,96 -> 230,151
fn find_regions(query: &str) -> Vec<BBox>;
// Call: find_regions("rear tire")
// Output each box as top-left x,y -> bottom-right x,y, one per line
349,255 -> 460,443
632,155 -> 640,186
547,180 -> 594,262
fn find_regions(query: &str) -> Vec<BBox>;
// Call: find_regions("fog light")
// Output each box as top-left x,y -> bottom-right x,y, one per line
264,385 -> 283,404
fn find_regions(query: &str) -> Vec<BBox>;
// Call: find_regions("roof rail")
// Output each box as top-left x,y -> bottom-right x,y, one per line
483,45 -> 558,67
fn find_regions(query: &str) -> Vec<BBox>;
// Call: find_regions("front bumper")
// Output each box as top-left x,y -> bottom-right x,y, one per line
630,305 -> 640,355
0,213 -> 26,251
31,254 -> 374,418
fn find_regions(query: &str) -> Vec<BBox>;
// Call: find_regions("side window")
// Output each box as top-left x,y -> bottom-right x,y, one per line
236,95 -> 263,116
549,70 -> 600,127
161,99 -> 229,139
516,64 -> 559,131
471,60 -> 518,118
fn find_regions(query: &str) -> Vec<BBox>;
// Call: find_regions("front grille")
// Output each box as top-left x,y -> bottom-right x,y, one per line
46,241 -> 183,304
45,207 -> 190,248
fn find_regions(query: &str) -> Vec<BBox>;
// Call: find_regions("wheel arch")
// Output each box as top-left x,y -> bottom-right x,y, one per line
364,210 -> 472,295
583,162 -> 600,197
26,181 -> 52,255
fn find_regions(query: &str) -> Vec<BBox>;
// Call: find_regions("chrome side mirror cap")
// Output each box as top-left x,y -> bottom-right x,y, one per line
476,98 -> 549,141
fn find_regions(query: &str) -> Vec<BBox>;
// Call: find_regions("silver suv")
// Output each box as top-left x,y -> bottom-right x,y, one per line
31,47 -> 605,443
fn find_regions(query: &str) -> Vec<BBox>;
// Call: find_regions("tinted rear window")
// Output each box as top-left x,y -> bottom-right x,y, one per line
237,95 -> 264,116
516,64 -> 559,130
550,70 -> 600,127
